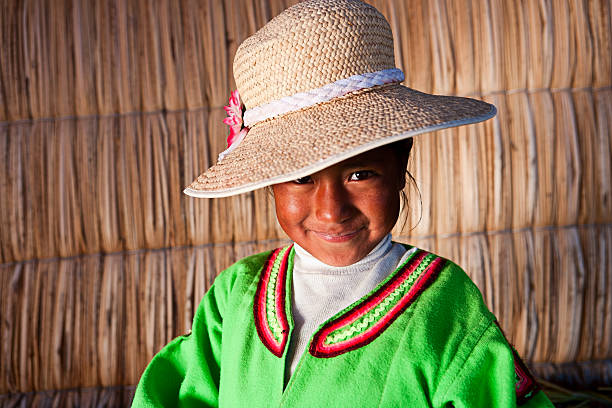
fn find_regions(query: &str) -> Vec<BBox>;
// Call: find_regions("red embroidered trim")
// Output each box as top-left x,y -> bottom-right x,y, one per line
494,321 -> 539,405
310,250 -> 447,358
253,246 -> 292,357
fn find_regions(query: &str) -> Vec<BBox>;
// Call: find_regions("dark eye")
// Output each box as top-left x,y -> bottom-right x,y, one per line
293,176 -> 312,184
349,171 -> 375,181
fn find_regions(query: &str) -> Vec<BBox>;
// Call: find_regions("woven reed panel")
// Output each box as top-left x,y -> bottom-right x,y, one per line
0,0 -> 611,400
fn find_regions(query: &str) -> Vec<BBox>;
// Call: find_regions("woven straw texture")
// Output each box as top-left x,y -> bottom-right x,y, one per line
1,0 -> 611,405
234,0 -> 396,108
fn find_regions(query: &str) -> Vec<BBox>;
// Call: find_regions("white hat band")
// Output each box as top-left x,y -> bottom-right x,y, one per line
242,68 -> 405,127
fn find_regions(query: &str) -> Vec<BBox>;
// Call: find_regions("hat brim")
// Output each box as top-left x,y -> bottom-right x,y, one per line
184,84 -> 496,198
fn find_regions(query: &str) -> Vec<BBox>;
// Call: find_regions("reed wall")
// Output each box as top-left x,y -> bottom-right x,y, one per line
1,0 -> 611,403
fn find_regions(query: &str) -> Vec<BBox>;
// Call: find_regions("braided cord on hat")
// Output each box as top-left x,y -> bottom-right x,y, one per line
242,68 -> 404,127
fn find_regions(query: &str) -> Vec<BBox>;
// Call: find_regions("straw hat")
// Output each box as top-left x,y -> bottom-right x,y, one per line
185,0 -> 496,198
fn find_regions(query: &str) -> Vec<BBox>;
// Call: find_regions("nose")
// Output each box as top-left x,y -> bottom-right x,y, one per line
313,180 -> 354,223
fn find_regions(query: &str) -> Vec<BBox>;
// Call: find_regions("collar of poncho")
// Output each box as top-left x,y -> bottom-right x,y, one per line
253,243 -> 448,358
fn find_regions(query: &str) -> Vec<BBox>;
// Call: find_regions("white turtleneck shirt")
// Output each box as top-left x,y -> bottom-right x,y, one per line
286,234 -> 415,377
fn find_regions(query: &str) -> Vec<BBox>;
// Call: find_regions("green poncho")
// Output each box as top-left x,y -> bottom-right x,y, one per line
133,245 -> 553,407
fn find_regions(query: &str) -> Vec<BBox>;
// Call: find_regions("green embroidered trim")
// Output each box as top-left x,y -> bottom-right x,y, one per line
265,246 -> 290,343
324,253 -> 437,345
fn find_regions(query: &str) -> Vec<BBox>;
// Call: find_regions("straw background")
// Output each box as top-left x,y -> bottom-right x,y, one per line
1,0 -> 611,405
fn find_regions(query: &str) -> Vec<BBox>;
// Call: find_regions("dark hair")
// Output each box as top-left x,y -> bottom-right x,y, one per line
389,137 -> 414,157
388,138 -> 422,233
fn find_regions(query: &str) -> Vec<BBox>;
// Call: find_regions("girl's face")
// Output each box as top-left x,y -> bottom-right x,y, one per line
272,146 -> 406,267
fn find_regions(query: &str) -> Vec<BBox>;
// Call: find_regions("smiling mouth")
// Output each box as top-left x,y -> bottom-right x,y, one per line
311,228 -> 364,243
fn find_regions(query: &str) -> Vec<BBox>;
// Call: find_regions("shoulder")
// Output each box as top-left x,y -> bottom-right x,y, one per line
392,244 -> 497,364
395,246 -> 550,406
425,255 -> 493,322
420,248 -> 495,335
393,242 -> 494,324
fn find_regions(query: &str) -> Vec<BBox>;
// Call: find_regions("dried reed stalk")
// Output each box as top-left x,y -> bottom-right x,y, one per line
553,91 -> 581,226
483,94 -> 513,231
555,229 -> 584,363
180,0 -> 206,109
157,1 -> 185,111
473,0 -> 504,94
92,3 -> 120,115
530,90 -> 557,227
429,0 -> 455,94
0,124 -> 29,261
594,89 -> 612,223
456,121 -> 488,233
533,229 -> 559,363
447,0 -> 476,95
97,117 -> 122,252
51,2 -> 75,117
511,230 -> 539,362
487,232 -> 518,342
183,110 -> 212,244
574,90 -> 600,225
75,119 -> 101,251
232,192 -> 256,241
200,1 -> 229,108
433,128 -> 459,235
389,0 -> 432,92
502,0 -> 528,90
71,0 -> 96,116
506,92 -> 537,229
550,0 -> 573,89
569,0 -> 594,89
590,0 -> 612,88
525,0 -> 553,89
0,1 -> 28,120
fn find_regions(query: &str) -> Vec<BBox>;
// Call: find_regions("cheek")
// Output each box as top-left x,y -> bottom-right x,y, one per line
272,186 -> 308,230
364,187 -> 400,230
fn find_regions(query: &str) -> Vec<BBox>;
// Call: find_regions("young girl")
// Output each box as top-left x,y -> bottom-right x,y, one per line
133,0 -> 553,406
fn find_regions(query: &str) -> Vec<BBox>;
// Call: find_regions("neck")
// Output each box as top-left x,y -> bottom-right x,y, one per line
293,234 -> 392,274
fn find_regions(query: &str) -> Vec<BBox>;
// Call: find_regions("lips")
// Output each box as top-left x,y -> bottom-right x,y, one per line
310,227 -> 364,243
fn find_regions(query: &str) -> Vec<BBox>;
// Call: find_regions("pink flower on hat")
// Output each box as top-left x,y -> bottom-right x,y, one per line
223,90 -> 248,147
219,90 -> 249,161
